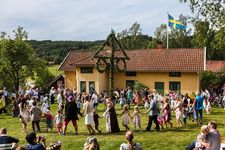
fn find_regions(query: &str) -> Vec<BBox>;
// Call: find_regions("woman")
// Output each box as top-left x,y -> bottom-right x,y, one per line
83,95 -> 95,135
103,98 -> 120,133
120,131 -> 142,150
162,98 -> 173,128
18,99 -> 30,133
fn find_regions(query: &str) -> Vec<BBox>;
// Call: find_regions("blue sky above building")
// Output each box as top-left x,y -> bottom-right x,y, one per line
0,0 -> 191,40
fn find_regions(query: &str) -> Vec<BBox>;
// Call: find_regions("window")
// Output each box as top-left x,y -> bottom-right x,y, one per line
126,71 -> 136,76
169,72 -> 181,77
155,82 -> 164,95
126,80 -> 135,89
80,68 -> 93,73
169,82 -> 181,92
89,81 -> 95,94
80,81 -> 86,93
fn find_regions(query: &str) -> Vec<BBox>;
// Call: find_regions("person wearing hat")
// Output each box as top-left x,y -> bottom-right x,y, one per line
62,96 -> 82,135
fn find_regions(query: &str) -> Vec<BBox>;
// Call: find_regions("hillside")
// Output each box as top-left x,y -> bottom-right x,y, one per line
29,40 -> 103,64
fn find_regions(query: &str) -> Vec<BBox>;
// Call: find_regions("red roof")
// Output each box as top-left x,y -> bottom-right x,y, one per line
59,48 -> 204,72
206,60 -> 225,72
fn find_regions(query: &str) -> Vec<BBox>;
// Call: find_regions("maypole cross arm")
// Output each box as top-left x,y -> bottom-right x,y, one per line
93,30 -> 129,97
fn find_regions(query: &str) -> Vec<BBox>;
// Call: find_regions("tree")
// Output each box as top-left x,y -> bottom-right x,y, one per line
0,27 -> 43,93
211,27 -> 225,60
179,0 -> 225,28
35,59 -> 55,92
117,22 -> 152,49
153,14 -> 192,48
191,21 -> 216,59
200,71 -> 216,90
133,81 -> 148,91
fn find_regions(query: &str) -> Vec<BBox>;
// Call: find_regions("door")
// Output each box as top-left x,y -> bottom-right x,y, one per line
89,81 -> 95,94
80,81 -> 86,93
126,80 -> 135,89
155,82 -> 164,95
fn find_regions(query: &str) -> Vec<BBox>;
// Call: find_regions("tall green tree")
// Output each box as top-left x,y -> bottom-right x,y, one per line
152,15 -> 192,48
117,22 -> 151,49
211,27 -> 225,59
35,59 -> 55,92
179,0 -> 225,28
0,27 -> 48,93
191,21 -> 216,59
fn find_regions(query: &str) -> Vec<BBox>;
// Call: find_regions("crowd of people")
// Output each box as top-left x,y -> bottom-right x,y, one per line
0,85 -> 224,149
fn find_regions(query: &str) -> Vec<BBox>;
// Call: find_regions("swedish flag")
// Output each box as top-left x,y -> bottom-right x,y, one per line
168,14 -> 186,29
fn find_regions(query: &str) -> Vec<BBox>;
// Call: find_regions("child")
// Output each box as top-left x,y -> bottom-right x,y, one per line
144,98 -> 149,109
119,96 -> 126,109
44,109 -> 54,132
195,125 -> 209,150
76,99 -> 82,113
121,105 -> 131,131
187,102 -> 194,121
132,105 -> 142,131
182,106 -> 187,125
58,103 -> 64,113
173,97 -> 183,127
41,100 -> 49,113
206,101 -> 211,114
157,114 -> 165,129
54,110 -> 63,134
93,109 -> 102,134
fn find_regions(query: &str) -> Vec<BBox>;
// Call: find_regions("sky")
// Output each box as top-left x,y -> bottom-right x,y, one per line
0,0 -> 192,41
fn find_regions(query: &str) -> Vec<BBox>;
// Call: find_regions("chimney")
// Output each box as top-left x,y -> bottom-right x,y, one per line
156,40 -> 164,49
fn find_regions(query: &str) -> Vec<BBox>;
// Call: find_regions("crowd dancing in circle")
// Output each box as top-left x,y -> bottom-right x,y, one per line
0,85 -> 224,150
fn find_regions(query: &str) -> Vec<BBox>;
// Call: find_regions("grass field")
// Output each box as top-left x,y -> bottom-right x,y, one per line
0,104 -> 225,150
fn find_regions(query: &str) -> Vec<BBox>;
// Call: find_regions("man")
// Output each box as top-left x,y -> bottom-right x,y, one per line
200,121 -> 221,150
26,132 -> 46,150
0,128 -> 19,150
185,121 -> 221,150
192,93 -> 204,124
62,96 -> 82,135
30,101 -> 42,132
145,95 -> 160,131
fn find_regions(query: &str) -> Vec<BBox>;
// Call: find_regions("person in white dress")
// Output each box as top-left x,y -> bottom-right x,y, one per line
83,95 -> 95,135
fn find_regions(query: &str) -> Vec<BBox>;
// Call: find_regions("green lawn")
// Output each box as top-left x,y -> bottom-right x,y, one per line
1,104 -> 225,150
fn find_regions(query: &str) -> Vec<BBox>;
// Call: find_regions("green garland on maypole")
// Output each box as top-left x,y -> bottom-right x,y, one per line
93,30 -> 129,97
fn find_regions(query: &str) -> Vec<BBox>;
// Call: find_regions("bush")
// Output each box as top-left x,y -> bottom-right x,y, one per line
133,81 -> 148,91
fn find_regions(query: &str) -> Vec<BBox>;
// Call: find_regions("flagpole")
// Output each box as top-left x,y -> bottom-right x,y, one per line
167,12 -> 169,49
167,23 -> 169,49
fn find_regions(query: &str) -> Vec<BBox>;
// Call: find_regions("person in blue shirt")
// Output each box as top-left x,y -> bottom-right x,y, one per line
145,95 -> 160,131
192,93 -> 204,124
26,132 -> 46,150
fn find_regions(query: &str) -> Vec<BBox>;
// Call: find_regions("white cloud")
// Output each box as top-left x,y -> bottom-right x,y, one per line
0,0 -> 191,40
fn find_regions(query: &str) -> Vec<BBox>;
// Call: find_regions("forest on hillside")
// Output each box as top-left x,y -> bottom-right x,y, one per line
29,40 -> 103,64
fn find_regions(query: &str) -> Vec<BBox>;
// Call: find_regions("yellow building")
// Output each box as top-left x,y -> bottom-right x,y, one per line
59,48 -> 205,95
